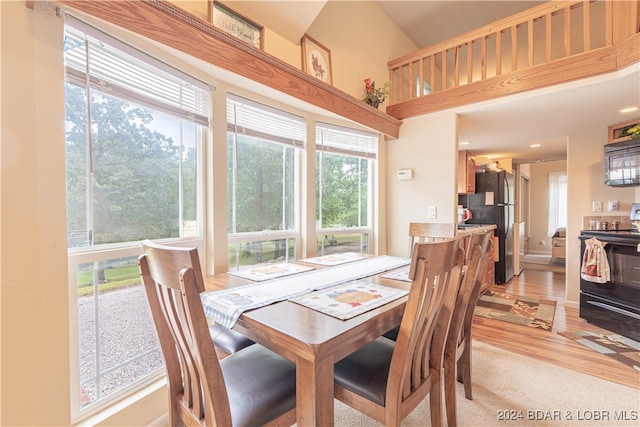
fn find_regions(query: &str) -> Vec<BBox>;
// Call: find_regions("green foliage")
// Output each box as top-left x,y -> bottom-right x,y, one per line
316,152 -> 369,228
65,84 -> 197,245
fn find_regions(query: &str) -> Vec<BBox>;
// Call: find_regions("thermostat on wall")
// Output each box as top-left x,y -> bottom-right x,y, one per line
397,169 -> 413,180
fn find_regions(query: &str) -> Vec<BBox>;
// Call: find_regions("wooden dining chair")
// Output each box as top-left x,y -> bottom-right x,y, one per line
383,221 -> 457,342
407,222 -> 456,254
333,237 -> 465,426
139,241 -> 296,427
444,230 -> 493,427
137,241 -> 255,358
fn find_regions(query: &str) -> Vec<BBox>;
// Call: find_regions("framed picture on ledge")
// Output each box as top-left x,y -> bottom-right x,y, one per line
301,34 -> 332,85
211,1 -> 263,49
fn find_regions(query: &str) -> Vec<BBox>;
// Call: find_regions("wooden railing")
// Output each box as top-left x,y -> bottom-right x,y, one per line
387,0 -> 639,120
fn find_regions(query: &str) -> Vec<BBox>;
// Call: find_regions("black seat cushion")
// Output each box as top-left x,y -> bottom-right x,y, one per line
221,345 -> 296,427
209,323 -> 255,355
334,337 -> 395,406
382,326 -> 399,341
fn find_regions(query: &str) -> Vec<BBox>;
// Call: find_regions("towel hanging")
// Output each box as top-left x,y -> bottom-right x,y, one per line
581,238 -> 610,284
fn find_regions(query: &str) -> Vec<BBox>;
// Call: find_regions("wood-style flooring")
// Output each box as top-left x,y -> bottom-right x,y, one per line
473,265 -> 640,390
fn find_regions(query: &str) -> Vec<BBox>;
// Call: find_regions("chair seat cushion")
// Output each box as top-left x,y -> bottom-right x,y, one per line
334,337 -> 395,406
382,326 -> 399,341
221,345 -> 296,427
209,323 -> 255,354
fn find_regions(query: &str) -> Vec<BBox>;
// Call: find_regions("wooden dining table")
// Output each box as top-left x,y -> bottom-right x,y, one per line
203,259 -> 412,426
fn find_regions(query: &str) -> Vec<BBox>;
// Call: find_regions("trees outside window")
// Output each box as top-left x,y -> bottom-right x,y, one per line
64,20 -> 208,420
227,95 -> 303,269
316,123 -> 376,255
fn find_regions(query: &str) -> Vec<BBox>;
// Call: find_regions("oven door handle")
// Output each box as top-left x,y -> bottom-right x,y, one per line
587,301 -> 640,320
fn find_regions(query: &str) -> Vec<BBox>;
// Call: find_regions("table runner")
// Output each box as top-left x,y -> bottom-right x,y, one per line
201,255 -> 410,328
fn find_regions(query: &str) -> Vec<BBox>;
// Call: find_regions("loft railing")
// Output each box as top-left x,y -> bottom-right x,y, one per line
387,0 -> 639,119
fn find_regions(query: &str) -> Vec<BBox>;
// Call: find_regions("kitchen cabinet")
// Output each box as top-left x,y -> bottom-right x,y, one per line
458,150 -> 475,194
607,117 -> 639,144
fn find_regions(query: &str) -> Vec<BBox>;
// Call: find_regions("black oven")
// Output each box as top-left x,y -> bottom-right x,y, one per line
579,231 -> 640,341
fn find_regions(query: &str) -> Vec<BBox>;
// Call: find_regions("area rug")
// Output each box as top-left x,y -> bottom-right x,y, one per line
559,331 -> 640,371
474,291 -> 557,331
325,341 -> 640,427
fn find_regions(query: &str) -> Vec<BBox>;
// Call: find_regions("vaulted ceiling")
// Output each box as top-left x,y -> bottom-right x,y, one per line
223,1 -> 639,164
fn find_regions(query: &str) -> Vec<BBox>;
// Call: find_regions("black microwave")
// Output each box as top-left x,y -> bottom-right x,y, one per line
604,139 -> 640,186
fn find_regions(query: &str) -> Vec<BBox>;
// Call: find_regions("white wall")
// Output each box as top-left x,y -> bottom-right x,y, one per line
386,111 -> 458,256
1,2 -> 71,425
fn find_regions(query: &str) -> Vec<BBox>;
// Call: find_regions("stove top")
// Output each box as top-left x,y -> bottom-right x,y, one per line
580,229 -> 640,245
581,229 -> 639,235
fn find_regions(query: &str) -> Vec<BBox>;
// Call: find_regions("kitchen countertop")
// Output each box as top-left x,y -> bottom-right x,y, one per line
455,224 -> 497,236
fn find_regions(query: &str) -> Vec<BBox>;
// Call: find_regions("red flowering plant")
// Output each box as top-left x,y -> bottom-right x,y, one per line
363,78 -> 390,108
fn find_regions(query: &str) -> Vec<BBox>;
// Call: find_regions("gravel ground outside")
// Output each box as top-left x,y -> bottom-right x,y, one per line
77,285 -> 163,406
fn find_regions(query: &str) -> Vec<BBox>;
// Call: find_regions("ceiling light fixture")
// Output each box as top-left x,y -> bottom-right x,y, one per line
459,141 -> 470,145
619,106 -> 639,114
530,143 -> 541,148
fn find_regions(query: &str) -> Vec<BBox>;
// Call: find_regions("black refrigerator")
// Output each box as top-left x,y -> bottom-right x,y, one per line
459,170 -> 515,284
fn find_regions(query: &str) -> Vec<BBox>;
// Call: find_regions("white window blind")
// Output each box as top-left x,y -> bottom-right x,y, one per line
316,122 -> 378,159
64,15 -> 210,126
226,94 -> 305,147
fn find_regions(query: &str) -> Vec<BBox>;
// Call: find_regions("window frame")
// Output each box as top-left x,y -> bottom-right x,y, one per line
64,16 -> 209,422
226,94 -> 305,269
315,122 -> 377,255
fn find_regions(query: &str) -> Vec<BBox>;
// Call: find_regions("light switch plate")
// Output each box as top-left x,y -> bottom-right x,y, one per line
427,206 -> 437,219
592,201 -> 602,212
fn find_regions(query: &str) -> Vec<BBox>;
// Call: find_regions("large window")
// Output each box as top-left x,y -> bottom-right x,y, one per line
64,17 -> 209,420
316,123 -> 377,255
227,94 -> 305,269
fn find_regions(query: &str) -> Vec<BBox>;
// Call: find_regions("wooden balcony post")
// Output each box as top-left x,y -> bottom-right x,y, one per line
612,0 -> 639,44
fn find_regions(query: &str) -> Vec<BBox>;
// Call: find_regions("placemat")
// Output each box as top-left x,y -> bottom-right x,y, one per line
299,252 -> 367,266
290,280 -> 409,320
381,266 -> 411,282
228,262 -> 314,281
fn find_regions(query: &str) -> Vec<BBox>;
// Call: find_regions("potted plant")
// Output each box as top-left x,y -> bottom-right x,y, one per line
363,78 -> 390,109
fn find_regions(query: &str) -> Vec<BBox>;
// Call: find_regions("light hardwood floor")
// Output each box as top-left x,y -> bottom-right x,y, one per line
473,265 -> 640,390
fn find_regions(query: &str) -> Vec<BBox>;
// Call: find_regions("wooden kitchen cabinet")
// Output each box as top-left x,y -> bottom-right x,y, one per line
458,150 -> 475,194
607,117 -> 639,143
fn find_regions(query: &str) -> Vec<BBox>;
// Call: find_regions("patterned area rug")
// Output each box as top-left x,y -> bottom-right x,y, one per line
474,291 -> 557,331
559,331 -> 640,371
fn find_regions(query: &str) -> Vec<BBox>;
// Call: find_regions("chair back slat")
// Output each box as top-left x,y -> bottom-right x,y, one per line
139,241 -> 233,426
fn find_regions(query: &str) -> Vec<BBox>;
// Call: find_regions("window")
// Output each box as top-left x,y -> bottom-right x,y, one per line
548,172 -> 567,236
316,123 -> 377,255
64,16 -> 209,420
227,94 -> 305,269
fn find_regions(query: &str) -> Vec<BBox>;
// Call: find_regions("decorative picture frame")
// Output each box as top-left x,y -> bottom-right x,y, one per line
301,34 -> 332,85
210,1 -> 263,49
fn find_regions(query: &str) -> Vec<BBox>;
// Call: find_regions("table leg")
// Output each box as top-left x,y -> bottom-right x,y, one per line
296,355 -> 334,426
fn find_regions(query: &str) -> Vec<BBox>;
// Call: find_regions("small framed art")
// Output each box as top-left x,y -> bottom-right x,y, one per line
211,1 -> 263,49
301,34 -> 332,85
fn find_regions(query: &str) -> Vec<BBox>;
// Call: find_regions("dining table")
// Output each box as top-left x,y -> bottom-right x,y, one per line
202,255 -> 413,426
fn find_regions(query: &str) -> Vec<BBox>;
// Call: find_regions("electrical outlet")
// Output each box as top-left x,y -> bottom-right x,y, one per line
427,206 -> 437,219
592,201 -> 602,212
608,200 -> 619,211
